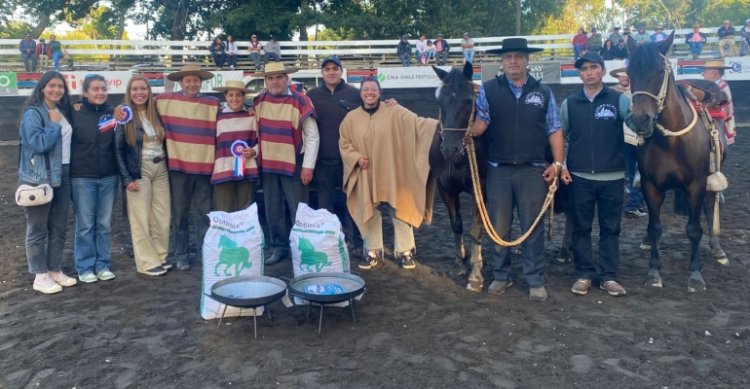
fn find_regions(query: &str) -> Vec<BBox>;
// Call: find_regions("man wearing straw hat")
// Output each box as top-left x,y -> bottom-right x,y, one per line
469,38 -> 564,302
254,61 -> 319,265
701,60 -> 736,147
211,80 -> 259,212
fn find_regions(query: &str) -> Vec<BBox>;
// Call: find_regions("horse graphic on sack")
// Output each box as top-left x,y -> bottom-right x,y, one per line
214,235 -> 252,277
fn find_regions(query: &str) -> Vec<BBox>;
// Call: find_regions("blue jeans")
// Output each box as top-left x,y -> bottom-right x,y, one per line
52,51 -> 63,70
623,144 -> 644,212
688,42 -> 704,57
573,45 -> 586,60
464,50 -> 475,64
71,175 -> 118,275
24,165 -> 71,274
399,53 -> 411,66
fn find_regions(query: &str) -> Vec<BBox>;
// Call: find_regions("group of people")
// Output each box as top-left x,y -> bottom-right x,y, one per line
18,33 -> 65,72
19,54 -> 442,295
397,32 -> 473,66
208,34 -> 281,71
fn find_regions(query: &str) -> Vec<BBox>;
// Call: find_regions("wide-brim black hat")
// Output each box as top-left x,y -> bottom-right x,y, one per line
485,38 -> 543,55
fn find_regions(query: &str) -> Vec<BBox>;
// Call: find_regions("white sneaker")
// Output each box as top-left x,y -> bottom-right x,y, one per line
48,271 -> 77,287
33,274 -> 63,294
78,272 -> 98,283
96,269 -> 116,281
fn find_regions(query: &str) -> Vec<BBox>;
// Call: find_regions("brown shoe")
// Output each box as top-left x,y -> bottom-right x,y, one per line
600,280 -> 627,296
571,279 -> 592,296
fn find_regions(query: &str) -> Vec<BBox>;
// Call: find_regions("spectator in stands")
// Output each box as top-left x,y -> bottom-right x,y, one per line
225,35 -> 238,70
718,20 -> 737,57
434,33 -> 450,65
248,34 -> 263,70
48,35 -> 63,70
70,74 -> 118,284
622,26 -> 632,38
608,27 -> 622,46
35,38 -> 50,71
701,60 -> 736,147
415,34 -> 428,65
615,38 -> 629,60
339,77 -> 437,271
265,36 -> 281,62
210,80 -> 259,212
572,28 -> 588,61
461,32 -> 475,64
397,35 -> 412,66
741,19 -> 750,56
19,70 -> 77,294
600,39 -> 617,60
651,26 -> 668,42
588,27 -> 603,54
633,25 -> 650,45
426,39 -> 436,63
685,23 -> 708,59
209,37 -> 226,69
20,33 -> 36,72
114,75 -> 171,277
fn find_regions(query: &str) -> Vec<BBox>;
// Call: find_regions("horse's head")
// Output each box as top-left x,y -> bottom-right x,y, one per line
433,62 -> 475,162
626,31 -> 675,138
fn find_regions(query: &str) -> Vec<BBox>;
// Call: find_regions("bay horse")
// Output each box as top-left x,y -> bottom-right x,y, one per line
430,62 -> 487,292
626,33 -> 718,291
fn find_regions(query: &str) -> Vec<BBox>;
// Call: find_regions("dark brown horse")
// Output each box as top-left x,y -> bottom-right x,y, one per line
626,33 -> 717,291
430,62 -> 487,292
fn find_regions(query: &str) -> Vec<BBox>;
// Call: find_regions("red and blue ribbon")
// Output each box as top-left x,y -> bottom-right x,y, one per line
99,106 -> 133,133
231,140 -> 248,177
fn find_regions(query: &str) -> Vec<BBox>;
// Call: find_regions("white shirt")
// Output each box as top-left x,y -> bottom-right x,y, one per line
58,113 -> 72,164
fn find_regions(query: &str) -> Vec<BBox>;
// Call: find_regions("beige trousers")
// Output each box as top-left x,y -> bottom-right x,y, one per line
719,38 -> 735,57
126,159 -> 170,272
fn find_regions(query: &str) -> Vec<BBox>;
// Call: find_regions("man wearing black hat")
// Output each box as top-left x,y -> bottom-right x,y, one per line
559,52 -> 631,297
469,38 -> 564,302
306,56 -> 364,261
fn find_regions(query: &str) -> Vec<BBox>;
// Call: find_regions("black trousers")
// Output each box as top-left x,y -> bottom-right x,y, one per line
168,171 -> 211,265
262,169 -> 308,253
569,175 -> 624,282
314,158 -> 362,248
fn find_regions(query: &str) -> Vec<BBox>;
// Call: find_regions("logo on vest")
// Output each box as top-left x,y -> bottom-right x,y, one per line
594,104 -> 618,120
524,92 -> 545,108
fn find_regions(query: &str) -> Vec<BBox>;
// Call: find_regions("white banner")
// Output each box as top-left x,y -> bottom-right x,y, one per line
725,56 -> 750,81
164,70 -> 244,93
376,66 -> 452,88
61,71 -> 133,94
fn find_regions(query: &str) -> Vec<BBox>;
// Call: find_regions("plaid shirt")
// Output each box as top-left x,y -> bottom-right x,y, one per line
475,75 -> 561,136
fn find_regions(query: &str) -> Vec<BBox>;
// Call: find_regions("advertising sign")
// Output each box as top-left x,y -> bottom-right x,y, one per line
0,72 -> 18,95
375,66 -> 452,88
60,71 -> 133,94
725,57 -> 750,81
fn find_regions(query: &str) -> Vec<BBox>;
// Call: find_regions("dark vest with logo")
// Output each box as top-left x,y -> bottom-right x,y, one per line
484,75 -> 550,164
565,87 -> 625,173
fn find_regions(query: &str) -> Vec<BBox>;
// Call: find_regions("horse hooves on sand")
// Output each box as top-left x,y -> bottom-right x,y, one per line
452,259 -> 468,276
645,270 -> 663,288
715,254 -> 730,266
688,271 -> 707,292
466,281 -> 483,293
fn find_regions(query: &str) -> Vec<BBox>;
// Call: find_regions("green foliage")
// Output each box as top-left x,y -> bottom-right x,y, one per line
0,20 -> 34,39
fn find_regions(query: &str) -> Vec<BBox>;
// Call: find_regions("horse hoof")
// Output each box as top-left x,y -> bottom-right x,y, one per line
716,256 -> 730,266
645,270 -> 663,288
466,281 -> 483,293
639,242 -> 651,250
688,272 -> 707,292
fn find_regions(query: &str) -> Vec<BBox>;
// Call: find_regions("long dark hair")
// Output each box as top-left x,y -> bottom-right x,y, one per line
22,70 -> 72,121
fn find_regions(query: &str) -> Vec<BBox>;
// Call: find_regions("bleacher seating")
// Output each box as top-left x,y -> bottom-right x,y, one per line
0,26 -> 745,73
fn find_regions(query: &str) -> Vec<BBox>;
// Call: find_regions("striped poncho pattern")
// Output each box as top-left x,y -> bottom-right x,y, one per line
156,93 -> 220,175
211,108 -> 259,184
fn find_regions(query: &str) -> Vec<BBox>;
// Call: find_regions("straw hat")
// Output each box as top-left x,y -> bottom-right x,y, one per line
257,61 -> 298,77
609,67 -> 628,78
699,60 -> 731,70
166,64 -> 214,81
213,80 -> 248,92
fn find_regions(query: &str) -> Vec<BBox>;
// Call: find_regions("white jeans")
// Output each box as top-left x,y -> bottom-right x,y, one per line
363,204 -> 415,255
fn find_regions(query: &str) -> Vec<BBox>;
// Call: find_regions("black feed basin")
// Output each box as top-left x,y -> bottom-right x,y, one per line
288,272 -> 366,335
210,275 -> 287,338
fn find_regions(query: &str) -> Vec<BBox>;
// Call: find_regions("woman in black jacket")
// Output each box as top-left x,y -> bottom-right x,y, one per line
599,39 -> 617,60
114,75 -> 171,276
69,74 -> 119,283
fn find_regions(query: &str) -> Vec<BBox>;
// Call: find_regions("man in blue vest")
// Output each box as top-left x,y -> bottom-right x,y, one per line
470,38 -> 564,302
560,51 -> 631,297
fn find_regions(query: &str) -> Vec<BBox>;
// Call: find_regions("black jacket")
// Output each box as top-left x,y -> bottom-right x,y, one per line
70,99 -> 118,178
114,120 -> 166,186
564,87 -> 625,173
307,80 -> 361,160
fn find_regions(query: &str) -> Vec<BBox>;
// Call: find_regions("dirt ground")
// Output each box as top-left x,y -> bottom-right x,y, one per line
1,129 -> 749,389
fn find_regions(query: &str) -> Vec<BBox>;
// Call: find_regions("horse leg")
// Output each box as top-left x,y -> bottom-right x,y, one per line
687,184 -> 706,292
703,191 -> 729,266
439,189 -> 466,275
466,202 -> 485,292
556,214 -> 574,263
642,182 -> 665,287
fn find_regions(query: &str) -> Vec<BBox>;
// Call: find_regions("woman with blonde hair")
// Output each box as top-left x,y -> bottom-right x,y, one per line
114,75 -> 171,276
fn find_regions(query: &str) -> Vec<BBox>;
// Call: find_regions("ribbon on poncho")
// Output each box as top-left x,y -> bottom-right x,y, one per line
99,106 -> 133,133
231,140 -> 248,177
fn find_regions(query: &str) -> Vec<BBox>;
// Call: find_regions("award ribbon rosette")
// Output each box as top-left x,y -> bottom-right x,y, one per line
99,106 -> 133,133
231,140 -> 249,177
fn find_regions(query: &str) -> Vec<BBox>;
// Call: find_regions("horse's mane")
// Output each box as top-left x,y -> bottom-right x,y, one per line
627,42 -> 664,79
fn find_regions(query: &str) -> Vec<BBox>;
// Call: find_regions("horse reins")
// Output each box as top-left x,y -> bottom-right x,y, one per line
443,90 -> 558,247
631,54 -> 699,143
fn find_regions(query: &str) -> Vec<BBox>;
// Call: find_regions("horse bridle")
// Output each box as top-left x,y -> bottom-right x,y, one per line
437,91 -> 477,155
631,53 -> 698,139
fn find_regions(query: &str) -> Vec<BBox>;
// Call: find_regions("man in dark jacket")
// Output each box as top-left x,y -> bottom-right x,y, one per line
397,35 -> 412,66
19,33 -> 36,72
434,33 -> 450,65
718,20 -> 737,57
469,38 -> 564,302
559,52 -> 631,297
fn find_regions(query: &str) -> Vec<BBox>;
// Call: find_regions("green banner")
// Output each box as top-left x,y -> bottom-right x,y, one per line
0,72 -> 18,96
